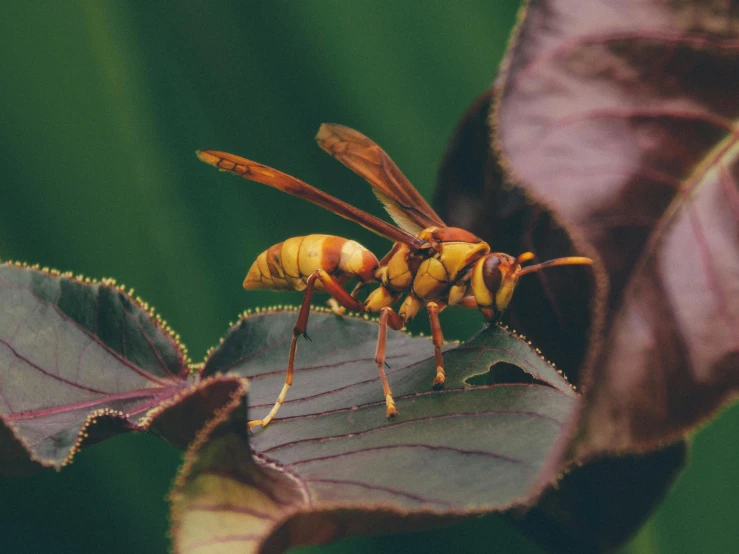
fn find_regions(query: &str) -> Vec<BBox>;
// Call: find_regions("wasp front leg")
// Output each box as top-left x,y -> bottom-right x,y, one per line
397,295 -> 446,390
426,301 -> 447,389
248,269 -> 364,430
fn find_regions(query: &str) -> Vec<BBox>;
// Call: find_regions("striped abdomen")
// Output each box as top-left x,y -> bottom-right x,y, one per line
243,234 -> 379,292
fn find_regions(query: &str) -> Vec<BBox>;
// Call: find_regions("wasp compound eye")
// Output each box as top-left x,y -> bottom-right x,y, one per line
482,255 -> 502,293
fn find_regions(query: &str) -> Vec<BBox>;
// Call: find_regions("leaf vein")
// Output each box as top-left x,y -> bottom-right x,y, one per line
263,409 -> 561,454
287,443 -> 531,469
0,337 -> 109,397
0,272 -> 175,386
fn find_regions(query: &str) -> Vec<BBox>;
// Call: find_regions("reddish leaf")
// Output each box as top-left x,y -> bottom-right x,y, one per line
0,262 -> 247,472
437,90 -> 686,553
435,89 -> 602,387
172,309 -> 577,553
495,0 -> 739,461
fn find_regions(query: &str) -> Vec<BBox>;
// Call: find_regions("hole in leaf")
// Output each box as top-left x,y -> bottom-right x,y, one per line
465,362 -> 548,387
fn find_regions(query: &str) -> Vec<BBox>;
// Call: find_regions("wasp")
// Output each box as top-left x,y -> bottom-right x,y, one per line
197,124 -> 592,429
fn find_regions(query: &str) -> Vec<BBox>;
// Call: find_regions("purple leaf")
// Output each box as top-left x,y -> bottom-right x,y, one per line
495,0 -> 739,463
435,88 -> 602,387
0,262 -> 246,472
172,309 -> 577,553
436,89 -> 686,553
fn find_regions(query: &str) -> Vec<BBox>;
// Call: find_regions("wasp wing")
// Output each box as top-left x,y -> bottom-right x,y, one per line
316,123 -> 447,234
197,150 -> 427,250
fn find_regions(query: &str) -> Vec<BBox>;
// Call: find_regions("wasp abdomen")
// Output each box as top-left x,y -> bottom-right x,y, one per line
243,234 -> 379,292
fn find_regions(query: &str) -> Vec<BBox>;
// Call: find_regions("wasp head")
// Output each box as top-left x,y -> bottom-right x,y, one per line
470,252 -> 592,322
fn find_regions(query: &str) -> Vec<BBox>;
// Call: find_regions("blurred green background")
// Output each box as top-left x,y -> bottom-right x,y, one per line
0,2 -> 737,553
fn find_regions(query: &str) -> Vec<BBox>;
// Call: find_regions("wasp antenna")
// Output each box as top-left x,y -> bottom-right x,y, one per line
517,256 -> 593,277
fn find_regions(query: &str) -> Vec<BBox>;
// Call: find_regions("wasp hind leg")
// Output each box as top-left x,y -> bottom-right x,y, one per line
247,334 -> 299,430
248,269 -> 365,430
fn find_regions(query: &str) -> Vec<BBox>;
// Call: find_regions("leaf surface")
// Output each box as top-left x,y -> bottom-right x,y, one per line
0,262 -> 246,472
173,309 -> 576,553
496,0 -> 739,462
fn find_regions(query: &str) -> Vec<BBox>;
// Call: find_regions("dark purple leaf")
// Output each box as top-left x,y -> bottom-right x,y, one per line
172,309 -> 576,553
496,0 -> 739,465
435,89 -> 602,387
0,262 -> 246,472
436,89 -> 686,553
204,308 -> 574,412
512,441 -> 687,553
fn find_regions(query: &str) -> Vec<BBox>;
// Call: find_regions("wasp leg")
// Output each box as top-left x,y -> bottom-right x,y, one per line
375,307 -> 405,419
249,269 -> 364,430
248,334 -> 298,430
457,296 -> 477,309
427,301 -> 447,389
293,270 -> 365,336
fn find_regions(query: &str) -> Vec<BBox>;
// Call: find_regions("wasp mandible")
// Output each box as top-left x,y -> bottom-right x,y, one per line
197,124 -> 592,429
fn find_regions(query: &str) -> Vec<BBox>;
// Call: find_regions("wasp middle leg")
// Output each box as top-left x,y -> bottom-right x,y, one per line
374,307 -> 405,418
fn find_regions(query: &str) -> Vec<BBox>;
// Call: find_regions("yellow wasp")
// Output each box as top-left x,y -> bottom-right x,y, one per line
198,124 -> 592,429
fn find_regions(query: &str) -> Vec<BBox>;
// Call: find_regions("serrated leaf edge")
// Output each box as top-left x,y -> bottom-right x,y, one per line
0,259 -> 193,371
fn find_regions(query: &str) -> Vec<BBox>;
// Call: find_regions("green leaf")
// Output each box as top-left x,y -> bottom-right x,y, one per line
0,262 -> 247,472
172,309 -> 576,553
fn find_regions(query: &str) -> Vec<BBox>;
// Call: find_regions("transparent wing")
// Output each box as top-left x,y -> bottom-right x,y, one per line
316,123 -> 447,234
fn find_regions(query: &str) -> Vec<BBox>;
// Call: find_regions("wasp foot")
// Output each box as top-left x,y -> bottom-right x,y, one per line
432,367 -> 446,390
385,394 -> 398,419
